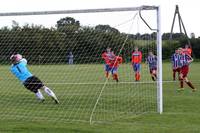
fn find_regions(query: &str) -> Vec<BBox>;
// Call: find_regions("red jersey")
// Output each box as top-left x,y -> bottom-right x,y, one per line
109,56 -> 123,68
132,51 -> 142,63
182,48 -> 192,56
102,52 -> 115,64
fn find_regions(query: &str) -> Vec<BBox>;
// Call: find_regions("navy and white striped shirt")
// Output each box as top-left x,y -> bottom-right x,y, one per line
171,53 -> 181,68
146,55 -> 157,69
179,54 -> 192,67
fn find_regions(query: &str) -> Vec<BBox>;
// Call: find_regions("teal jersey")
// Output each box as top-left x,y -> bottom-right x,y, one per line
10,59 -> 33,82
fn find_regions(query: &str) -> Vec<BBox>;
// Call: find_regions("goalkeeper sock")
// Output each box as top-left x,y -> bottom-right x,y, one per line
186,81 -> 195,89
35,90 -> 45,100
44,86 -> 57,98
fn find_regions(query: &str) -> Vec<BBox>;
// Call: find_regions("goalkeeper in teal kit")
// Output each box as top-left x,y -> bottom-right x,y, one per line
10,54 -> 59,104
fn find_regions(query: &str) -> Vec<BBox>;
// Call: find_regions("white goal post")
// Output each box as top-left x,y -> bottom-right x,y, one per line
0,5 -> 163,123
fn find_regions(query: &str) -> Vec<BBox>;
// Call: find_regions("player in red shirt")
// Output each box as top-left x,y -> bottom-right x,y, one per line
178,48 -> 196,92
132,47 -> 142,81
182,44 -> 192,56
102,47 -> 115,78
109,56 -> 123,82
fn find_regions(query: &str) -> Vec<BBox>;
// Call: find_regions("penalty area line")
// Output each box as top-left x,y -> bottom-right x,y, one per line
43,80 -> 180,85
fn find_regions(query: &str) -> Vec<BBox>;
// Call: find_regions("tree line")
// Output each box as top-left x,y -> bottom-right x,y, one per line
0,17 -> 199,64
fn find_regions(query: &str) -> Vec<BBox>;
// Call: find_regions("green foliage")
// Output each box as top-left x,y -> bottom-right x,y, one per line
1,17 -> 200,65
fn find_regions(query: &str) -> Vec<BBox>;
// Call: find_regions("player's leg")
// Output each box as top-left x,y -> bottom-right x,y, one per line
111,68 -> 119,82
184,77 -> 196,91
135,64 -> 141,81
133,63 -> 140,81
31,76 -> 59,104
42,86 -> 59,104
35,90 -> 45,101
181,66 -> 196,91
178,73 -> 184,91
150,69 -> 156,81
23,77 -> 45,101
104,64 -> 110,78
173,69 -> 176,81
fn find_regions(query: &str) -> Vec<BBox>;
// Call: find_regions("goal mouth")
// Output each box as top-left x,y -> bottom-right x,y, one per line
0,5 -> 162,124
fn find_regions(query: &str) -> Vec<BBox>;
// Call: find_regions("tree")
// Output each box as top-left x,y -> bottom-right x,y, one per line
95,25 -> 119,34
56,17 -> 80,33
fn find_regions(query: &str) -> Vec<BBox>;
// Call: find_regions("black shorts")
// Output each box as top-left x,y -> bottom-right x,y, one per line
23,76 -> 44,93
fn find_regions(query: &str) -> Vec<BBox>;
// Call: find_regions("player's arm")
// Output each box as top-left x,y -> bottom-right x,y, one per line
139,52 -> 142,63
187,54 -> 193,64
20,58 -> 28,65
102,52 -> 107,59
118,56 -> 123,64
131,53 -> 134,64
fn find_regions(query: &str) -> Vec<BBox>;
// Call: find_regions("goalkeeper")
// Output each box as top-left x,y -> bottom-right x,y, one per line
10,54 -> 59,104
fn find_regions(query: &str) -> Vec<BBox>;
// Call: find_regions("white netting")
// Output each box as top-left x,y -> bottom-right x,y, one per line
0,7 -> 159,123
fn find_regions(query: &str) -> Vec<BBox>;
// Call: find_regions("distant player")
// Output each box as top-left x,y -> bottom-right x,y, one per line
178,48 -> 196,92
132,46 -> 142,81
109,55 -> 123,82
146,51 -> 157,81
10,54 -> 59,103
102,47 -> 115,78
171,49 -> 181,81
182,44 -> 192,56
67,51 -> 74,64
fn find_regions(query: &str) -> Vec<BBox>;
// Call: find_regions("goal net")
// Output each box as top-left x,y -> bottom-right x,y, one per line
0,6 -> 162,123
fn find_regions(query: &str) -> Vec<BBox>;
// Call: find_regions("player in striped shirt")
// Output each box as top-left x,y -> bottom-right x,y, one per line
132,46 -> 142,81
102,47 -> 115,78
10,54 -> 59,103
146,51 -> 157,81
171,50 -> 181,81
178,48 -> 196,92
109,55 -> 123,82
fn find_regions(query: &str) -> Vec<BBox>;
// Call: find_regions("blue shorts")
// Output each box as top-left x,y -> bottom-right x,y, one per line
104,64 -> 111,72
111,67 -> 118,74
132,63 -> 141,72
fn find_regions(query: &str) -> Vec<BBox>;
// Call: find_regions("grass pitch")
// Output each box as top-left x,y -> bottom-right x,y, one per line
0,62 -> 200,133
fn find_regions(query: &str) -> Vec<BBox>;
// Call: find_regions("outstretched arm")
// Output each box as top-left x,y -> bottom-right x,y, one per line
20,58 -> 28,65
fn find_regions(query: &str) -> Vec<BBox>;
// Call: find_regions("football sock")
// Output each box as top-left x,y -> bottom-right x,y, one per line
44,86 -> 57,98
137,73 -> 140,81
186,81 -> 195,89
35,90 -> 45,100
151,76 -> 155,81
180,80 -> 184,88
135,73 -> 140,81
154,74 -> 157,78
105,72 -> 109,78
112,74 -> 118,81
173,72 -> 176,80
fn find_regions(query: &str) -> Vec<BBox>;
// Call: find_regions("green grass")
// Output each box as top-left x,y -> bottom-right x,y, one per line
0,62 -> 200,133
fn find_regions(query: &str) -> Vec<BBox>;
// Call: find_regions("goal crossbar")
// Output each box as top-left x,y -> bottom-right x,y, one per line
0,5 -> 158,17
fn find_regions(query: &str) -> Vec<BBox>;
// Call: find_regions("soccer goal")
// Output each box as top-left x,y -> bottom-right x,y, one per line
0,6 -> 162,124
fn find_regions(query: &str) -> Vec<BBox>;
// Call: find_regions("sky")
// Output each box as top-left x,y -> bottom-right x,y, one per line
0,0 -> 199,37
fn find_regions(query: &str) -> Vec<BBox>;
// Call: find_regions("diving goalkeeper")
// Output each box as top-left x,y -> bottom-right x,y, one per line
10,54 -> 59,104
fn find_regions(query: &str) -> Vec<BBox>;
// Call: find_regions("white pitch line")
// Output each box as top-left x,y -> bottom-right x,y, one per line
42,80 -> 196,85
